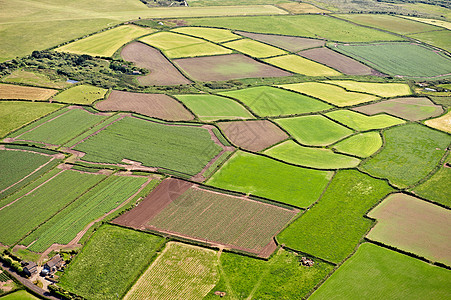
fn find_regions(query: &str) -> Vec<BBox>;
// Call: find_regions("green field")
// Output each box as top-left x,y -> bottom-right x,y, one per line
60,224 -> 165,300
276,115 -> 353,146
324,80 -> 412,98
219,86 -> 331,117
207,151 -> 333,207
408,29 -> 451,52
51,84 -> 108,105
310,243 -> 451,300
326,110 -> 405,131
277,170 -> 393,263
172,27 -> 241,43
264,140 -> 360,169
332,132 -> 383,158
75,116 -> 223,176
264,55 -> 341,76
223,39 -> 287,58
361,123 -> 451,188
2,69 -> 71,89
0,290 -> 40,300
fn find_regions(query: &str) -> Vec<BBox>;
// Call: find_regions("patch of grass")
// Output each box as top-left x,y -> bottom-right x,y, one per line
0,290 -> 39,300
223,39 -> 287,58
332,132 -> 383,158
263,55 -> 341,76
408,29 -> 451,53
324,80 -> 412,98
12,247 -> 41,263
172,27 -> 241,43
188,0 -> 289,6
51,84 -> 107,105
277,170 -> 393,263
402,16 -> 451,30
425,110 -> 451,133
2,69 -> 71,89
165,42 -> 232,58
326,109 -> 405,131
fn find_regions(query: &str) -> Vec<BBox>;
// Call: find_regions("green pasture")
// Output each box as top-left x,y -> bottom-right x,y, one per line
276,115 -> 353,146
0,290 -> 40,300
324,80 -> 412,98
264,55 -> 341,76
2,69 -> 71,89
332,132 -> 383,158
326,110 -> 405,131
188,0 -> 289,6
223,39 -> 287,58
409,30 -> 451,52
207,151 -> 333,208
52,84 -> 107,105
402,16 -> 451,30
277,170 -> 393,263
172,26 -> 241,43
165,42 -> 232,58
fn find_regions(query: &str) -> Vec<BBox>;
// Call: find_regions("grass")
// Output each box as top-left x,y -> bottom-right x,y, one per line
51,84 -> 108,105
361,123 -> 451,188
263,55 -> 341,76
309,243 -> 451,300
174,94 -> 254,121
264,140 -> 360,169
60,224 -> 165,300
219,86 -> 331,117
0,290 -> 39,300
2,69 -> 71,89
326,110 -> 405,131
279,82 -> 379,106
165,42 -> 232,59
408,30 -> 451,53
277,169 -> 393,263
0,83 -> 57,101
324,80 -> 412,98
402,16 -> 451,30
75,116 -> 223,176
425,111 -> 451,133
187,0 -> 289,6
223,39 -> 287,58
275,115 -> 353,146
171,27 -> 241,43
332,132 -> 383,158
207,151 -> 333,208
11,247 -> 41,263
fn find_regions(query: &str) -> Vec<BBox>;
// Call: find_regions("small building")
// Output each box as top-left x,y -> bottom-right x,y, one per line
23,261 -> 38,277
43,255 -> 64,274
132,70 -> 142,75
300,257 -> 314,267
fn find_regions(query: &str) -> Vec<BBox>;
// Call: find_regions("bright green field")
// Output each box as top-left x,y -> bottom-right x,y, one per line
165,42 -> 232,58
279,82 -> 379,106
361,123 -> 451,188
264,55 -> 341,76
172,26 -> 241,43
310,243 -> 451,300
408,29 -> 451,52
207,151 -> 333,208
277,170 -> 393,263
0,290 -> 39,300
174,94 -> 254,121
56,25 -> 153,57
326,110 -> 405,131
0,101 -> 63,138
219,86 -> 331,117
264,140 -> 360,169
223,39 -> 287,58
60,224 -> 165,300
324,80 -> 412,98
332,132 -> 383,158
52,84 -> 108,105
276,115 -> 353,146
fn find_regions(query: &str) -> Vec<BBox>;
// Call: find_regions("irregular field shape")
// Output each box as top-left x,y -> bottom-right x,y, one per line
220,86 -> 331,117
276,115 -> 353,146
299,48 -> 375,75
2,69 -> 71,89
235,31 -> 325,52
51,84 -> 107,105
218,120 -> 288,152
264,54 -> 341,76
326,109 -> 405,131
164,42 -> 232,58
75,116 -> 223,176
324,80 -> 412,97
353,97 -> 444,121
264,140 -> 360,169
367,193 -> 451,266
174,94 -> 254,121
59,225 -> 164,300
277,170 -> 393,263
277,2 -> 329,14
408,29 -> 451,53
279,82 -> 379,106
1,290 -> 39,300
425,111 -> 451,133
361,123 -> 451,188
173,54 -> 291,81
333,132 -> 383,158
0,83 -> 57,100
55,25 -> 153,57
402,16 -> 451,30
310,243 -> 451,300
140,31 -> 202,50
207,151 -> 333,208
223,39 -> 287,58
413,158 -> 451,207
121,42 -> 191,86
172,26 -> 240,42
96,90 -> 194,121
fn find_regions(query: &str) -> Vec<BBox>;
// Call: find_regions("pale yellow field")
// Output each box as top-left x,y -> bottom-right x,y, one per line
425,111 -> 451,133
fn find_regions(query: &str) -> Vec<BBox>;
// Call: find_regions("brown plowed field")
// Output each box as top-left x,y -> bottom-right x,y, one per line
0,83 -> 57,100
121,42 -> 191,86
113,178 -> 299,258
298,48 -> 376,75
235,31 -> 325,52
218,120 -> 288,152
173,54 -> 291,82
96,90 -> 194,121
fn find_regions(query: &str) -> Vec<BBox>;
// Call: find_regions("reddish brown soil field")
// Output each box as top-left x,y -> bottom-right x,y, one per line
121,42 -> 191,86
96,90 -> 194,121
353,97 -> 444,121
0,83 -> 57,100
298,47 -> 377,75
218,120 -> 288,152
173,54 -> 291,82
235,31 -> 325,52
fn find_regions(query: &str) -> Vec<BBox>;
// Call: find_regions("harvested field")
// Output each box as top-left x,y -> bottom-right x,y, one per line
367,193 -> 451,266
298,48 -> 376,75
354,97 -> 444,121
172,27 -> 240,43
217,120 -> 288,152
51,84 -> 107,105
276,2 -> 329,14
114,178 -> 298,257
332,132 -> 383,158
96,90 -> 194,121
223,39 -> 287,58
235,31 -> 325,52
121,42 -> 191,86
326,109 -> 405,131
324,80 -> 412,98
173,54 -> 291,81
0,84 -> 57,100
264,54 -> 341,76
425,111 -> 451,133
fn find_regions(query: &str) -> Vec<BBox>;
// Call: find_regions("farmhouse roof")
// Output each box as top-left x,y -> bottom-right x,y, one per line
45,254 -> 64,270
24,261 -> 38,273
